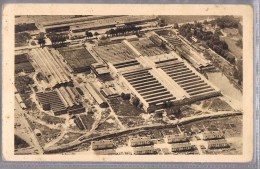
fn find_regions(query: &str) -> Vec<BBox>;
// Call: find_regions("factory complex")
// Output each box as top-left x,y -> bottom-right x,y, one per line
14,15 -> 242,155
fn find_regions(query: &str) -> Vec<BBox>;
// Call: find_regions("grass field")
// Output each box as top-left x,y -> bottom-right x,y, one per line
208,98 -> 233,111
15,135 -> 30,149
15,54 -> 35,73
93,43 -> 137,64
41,113 -> 66,125
15,23 -> 38,33
26,118 -> 61,147
96,117 -> 120,131
56,132 -> 84,146
109,98 -> 145,117
15,32 -> 31,47
130,38 -> 167,57
58,46 -> 96,72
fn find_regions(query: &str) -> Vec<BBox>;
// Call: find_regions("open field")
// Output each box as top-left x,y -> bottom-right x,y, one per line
15,23 -> 38,33
118,116 -> 145,128
41,113 -> 66,125
56,132 -> 84,146
15,75 -> 34,107
96,117 -> 121,131
15,32 -> 31,47
15,54 -> 35,73
15,135 -> 30,149
109,98 -> 145,117
208,98 -> 233,111
58,46 -> 97,73
26,118 -> 62,147
130,38 -> 167,56
93,43 -> 137,64
180,116 -> 242,137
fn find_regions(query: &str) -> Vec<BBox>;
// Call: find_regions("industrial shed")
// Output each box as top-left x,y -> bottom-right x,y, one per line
91,140 -> 115,150
56,87 -> 85,114
129,137 -> 153,147
36,91 -> 67,116
133,145 -> 156,155
166,133 -> 189,143
100,87 -> 119,98
31,48 -> 72,88
110,54 -> 221,112
85,82 -> 108,108
91,63 -> 111,80
199,131 -> 225,140
206,139 -> 229,149
36,87 -> 85,116
171,142 -> 195,152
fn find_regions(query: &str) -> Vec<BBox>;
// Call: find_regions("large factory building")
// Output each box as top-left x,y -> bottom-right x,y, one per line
109,52 -> 221,113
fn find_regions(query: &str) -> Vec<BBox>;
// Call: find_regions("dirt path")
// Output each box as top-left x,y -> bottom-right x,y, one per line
44,111 -> 242,153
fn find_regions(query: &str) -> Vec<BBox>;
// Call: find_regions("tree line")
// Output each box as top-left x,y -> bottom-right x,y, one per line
105,25 -> 142,37
85,31 -> 100,39
178,22 -> 236,64
208,16 -> 241,30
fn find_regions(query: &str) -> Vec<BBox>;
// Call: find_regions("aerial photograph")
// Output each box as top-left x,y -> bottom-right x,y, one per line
14,15 -> 243,155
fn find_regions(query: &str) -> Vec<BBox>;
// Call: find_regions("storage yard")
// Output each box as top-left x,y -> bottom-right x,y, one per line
14,15 -> 243,155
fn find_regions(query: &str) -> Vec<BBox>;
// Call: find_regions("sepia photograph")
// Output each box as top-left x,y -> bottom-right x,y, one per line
2,4 -> 254,162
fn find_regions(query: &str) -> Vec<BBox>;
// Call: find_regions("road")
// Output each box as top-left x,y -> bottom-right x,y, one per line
15,100 -> 44,154
44,110 -> 242,153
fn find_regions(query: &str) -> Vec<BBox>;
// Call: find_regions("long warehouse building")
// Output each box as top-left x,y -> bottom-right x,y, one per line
31,48 -> 72,88
109,52 -> 221,112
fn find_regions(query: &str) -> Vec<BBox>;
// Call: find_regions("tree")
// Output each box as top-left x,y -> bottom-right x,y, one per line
236,39 -> 243,48
31,40 -> 36,46
234,59 -> 243,85
136,26 -> 142,33
121,93 -> 125,98
48,33 -> 68,48
138,102 -> 143,109
37,32 -> 46,48
164,101 -> 173,108
94,32 -> 99,38
37,38 -> 46,48
110,29 -> 115,36
124,93 -> 131,100
85,31 -> 89,38
85,31 -> 93,39
132,97 -> 140,107
105,30 -> 110,37
226,54 -> 236,64
88,32 -> 93,38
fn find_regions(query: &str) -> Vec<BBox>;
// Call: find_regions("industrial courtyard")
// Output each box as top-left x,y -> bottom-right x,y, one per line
14,15 -> 243,155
